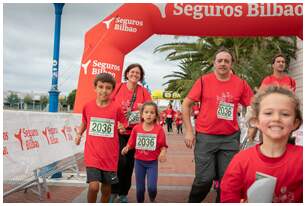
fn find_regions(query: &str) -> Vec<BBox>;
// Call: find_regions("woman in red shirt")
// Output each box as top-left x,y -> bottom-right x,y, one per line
110,63 -> 152,203
164,104 -> 175,133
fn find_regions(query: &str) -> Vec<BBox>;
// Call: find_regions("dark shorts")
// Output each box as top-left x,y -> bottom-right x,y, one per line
86,167 -> 119,185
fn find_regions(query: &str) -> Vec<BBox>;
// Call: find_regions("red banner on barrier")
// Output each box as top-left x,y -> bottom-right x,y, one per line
74,3 -> 302,113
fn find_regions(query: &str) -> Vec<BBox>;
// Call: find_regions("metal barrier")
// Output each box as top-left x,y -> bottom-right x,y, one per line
4,153 -> 84,200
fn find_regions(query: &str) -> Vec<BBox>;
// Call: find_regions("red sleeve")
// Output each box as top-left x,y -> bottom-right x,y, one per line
291,78 -> 296,92
187,77 -> 202,102
117,106 -> 128,128
259,76 -> 269,89
143,87 -> 152,102
239,80 -> 254,106
220,154 -> 245,203
127,126 -> 137,148
111,82 -> 122,100
82,105 -> 87,125
158,127 -> 168,148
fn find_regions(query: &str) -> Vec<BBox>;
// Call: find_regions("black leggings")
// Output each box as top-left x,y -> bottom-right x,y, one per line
165,118 -> 173,132
111,134 -> 135,196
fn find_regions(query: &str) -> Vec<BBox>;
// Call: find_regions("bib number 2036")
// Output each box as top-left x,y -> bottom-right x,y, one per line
136,133 -> 157,151
89,117 -> 114,138
217,101 -> 234,120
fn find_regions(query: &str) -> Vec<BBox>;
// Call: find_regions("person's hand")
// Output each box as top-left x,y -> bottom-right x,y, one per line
240,198 -> 248,203
121,146 -> 129,155
118,122 -> 126,134
137,103 -> 143,110
75,134 -> 81,145
184,131 -> 195,149
158,150 -> 167,162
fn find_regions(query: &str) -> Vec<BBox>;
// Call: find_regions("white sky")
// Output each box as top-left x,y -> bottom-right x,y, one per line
3,3 -> 198,96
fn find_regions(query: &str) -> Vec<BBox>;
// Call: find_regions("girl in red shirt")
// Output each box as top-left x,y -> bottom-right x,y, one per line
122,102 -> 168,202
221,86 -> 303,203
110,63 -> 152,203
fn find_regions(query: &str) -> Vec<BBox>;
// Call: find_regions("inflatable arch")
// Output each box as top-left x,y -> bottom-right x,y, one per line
74,3 -> 302,113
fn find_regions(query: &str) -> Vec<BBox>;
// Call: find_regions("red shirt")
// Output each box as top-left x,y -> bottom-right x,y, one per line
261,75 -> 296,92
221,144 -> 303,203
164,108 -> 176,119
82,99 -> 127,171
127,123 -> 168,161
111,83 -> 152,134
175,112 -> 183,125
187,72 -> 253,135
192,104 -> 200,116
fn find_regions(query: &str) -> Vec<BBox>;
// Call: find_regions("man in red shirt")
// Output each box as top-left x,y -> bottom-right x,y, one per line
182,47 -> 253,203
247,54 -> 296,143
260,53 -> 296,92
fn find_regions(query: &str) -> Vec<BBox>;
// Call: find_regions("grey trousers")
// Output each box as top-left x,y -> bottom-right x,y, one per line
188,131 -> 240,203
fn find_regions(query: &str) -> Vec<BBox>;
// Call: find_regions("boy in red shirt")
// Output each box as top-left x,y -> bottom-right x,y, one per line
221,86 -> 302,203
122,102 -> 168,202
75,73 -> 127,203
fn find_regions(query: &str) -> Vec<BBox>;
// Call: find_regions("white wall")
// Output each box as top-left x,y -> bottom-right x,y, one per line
289,38 -> 303,110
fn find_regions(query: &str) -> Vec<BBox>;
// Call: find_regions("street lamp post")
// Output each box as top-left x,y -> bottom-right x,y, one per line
48,3 -> 65,178
48,3 -> 64,112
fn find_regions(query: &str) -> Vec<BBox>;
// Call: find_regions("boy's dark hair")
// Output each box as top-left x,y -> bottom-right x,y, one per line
140,101 -> 159,123
94,73 -> 116,89
213,47 -> 235,63
272,53 -> 286,64
124,63 -> 145,82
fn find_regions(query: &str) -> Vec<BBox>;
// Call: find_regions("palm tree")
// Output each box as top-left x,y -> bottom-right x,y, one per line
155,36 -> 297,95
163,59 -> 207,98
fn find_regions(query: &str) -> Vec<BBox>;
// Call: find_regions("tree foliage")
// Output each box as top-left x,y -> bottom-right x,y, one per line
154,36 -> 297,98
67,89 -> 76,110
6,92 -> 20,107
23,95 -> 33,105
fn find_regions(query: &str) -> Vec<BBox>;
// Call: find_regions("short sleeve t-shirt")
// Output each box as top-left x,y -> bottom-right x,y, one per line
261,75 -> 296,92
127,123 -> 168,161
111,83 -> 152,133
221,144 -> 303,203
187,72 -> 254,135
164,108 -> 175,119
82,99 -> 126,171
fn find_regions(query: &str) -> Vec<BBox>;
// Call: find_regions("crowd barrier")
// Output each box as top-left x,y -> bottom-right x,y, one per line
3,110 -> 85,200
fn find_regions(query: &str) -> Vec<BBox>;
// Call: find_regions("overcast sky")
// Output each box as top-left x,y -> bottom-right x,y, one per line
3,3 -> 197,96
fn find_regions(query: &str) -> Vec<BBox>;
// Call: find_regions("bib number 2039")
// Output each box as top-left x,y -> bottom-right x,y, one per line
89,117 -> 114,138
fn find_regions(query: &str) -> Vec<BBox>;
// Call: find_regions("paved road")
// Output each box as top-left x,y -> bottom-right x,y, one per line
4,130 -> 216,203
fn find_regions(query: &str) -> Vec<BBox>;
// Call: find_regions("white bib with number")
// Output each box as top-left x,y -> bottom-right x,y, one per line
89,117 -> 115,138
128,111 -> 140,124
136,133 -> 157,151
217,101 -> 234,120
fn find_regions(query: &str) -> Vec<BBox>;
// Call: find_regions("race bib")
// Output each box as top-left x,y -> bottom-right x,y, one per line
128,111 -> 140,124
167,114 -> 172,118
217,101 -> 234,120
194,111 -> 199,115
89,117 -> 115,138
136,133 -> 157,151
